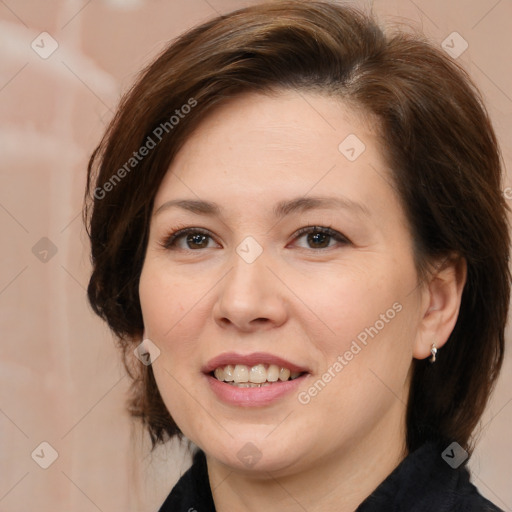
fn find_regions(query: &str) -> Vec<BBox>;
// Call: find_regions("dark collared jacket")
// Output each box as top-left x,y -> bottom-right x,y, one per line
158,442 -> 504,511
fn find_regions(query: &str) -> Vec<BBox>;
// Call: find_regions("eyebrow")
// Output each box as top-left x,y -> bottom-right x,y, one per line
154,195 -> 370,218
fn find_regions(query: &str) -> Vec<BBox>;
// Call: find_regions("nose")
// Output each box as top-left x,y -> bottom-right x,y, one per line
213,248 -> 288,332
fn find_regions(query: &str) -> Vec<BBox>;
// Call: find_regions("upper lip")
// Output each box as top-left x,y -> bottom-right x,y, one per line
203,352 -> 310,374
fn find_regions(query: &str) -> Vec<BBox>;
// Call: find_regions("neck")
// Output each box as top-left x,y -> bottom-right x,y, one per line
206,404 -> 408,512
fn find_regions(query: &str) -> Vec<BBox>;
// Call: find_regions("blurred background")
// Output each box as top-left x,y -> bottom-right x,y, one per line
0,0 -> 511,510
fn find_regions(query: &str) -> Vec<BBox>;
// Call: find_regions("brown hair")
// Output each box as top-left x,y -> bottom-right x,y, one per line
84,0 -> 510,453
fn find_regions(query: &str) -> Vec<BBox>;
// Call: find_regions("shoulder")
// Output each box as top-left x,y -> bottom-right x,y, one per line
445,471 -> 504,512
357,441 -> 504,512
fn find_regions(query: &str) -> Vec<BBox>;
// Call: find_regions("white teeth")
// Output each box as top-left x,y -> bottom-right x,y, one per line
279,367 -> 291,381
249,364 -> 267,383
233,364 -> 249,383
267,364 -> 280,382
223,364 -> 234,382
232,382 -> 272,388
214,367 -> 225,381
212,363 -> 303,384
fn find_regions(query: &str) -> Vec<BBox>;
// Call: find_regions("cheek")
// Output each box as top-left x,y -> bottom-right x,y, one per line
138,259 -> 216,403
300,257 -> 419,387
139,263 -> 208,441
139,261 -> 200,338
299,299 -> 416,448
302,267 -> 403,342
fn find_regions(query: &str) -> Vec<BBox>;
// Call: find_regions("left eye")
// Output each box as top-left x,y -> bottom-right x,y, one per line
292,226 -> 350,249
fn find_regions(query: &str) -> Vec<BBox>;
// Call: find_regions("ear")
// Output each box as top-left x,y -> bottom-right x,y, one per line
413,254 -> 467,360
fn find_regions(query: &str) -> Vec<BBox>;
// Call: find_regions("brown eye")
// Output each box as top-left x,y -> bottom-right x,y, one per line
293,226 -> 350,250
305,231 -> 330,249
162,228 -> 218,250
184,232 -> 210,249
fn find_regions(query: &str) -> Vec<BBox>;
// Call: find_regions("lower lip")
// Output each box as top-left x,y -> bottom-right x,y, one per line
206,374 -> 308,407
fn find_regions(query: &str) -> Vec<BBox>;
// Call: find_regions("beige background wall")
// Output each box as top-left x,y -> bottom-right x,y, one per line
0,0 -> 511,510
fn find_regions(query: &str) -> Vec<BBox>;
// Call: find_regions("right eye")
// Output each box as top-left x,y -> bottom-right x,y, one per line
160,227 -> 220,250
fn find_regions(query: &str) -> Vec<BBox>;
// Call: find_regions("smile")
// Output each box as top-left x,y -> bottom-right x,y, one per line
212,363 -> 304,387
203,352 -> 310,406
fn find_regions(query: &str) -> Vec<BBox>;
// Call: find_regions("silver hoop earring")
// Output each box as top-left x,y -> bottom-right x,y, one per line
429,343 -> 438,363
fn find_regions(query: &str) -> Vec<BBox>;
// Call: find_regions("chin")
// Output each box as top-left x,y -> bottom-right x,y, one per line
199,429 -> 313,476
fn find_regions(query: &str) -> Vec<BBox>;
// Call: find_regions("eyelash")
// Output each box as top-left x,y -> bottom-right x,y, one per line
159,224 -> 351,251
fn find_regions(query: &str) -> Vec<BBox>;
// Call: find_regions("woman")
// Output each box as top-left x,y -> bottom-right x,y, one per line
84,1 -> 510,510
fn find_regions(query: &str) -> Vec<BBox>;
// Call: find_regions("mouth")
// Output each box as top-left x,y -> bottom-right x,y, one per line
211,363 -> 305,387
203,352 -> 310,406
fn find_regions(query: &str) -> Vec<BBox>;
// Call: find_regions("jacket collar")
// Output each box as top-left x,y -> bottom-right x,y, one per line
159,441 -> 501,512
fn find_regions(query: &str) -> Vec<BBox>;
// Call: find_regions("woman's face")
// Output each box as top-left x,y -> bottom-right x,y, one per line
139,90 -> 426,475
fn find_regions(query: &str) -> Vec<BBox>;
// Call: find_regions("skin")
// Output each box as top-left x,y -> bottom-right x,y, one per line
138,90 -> 466,511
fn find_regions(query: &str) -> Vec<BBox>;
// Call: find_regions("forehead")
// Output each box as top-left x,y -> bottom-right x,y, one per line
178,90 -> 367,151
153,90 -> 398,223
